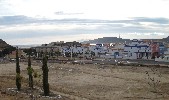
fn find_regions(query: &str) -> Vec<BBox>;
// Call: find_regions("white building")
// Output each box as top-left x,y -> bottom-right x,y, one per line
88,44 -> 108,57
123,39 -> 151,59
110,43 -> 124,59
62,46 -> 88,54
61,46 -> 91,58
62,43 -> 109,58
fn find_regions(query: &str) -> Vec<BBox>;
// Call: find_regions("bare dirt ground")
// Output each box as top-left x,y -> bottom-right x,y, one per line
1,62 -> 169,100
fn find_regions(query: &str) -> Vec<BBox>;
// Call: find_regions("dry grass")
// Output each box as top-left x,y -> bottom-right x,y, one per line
1,62 -> 169,100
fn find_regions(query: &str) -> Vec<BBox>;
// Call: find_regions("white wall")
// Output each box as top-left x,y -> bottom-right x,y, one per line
123,39 -> 151,59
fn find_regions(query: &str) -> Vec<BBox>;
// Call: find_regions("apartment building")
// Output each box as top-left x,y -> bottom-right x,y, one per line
124,39 -> 151,59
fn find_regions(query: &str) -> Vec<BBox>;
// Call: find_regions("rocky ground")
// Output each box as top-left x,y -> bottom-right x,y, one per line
1,61 -> 169,100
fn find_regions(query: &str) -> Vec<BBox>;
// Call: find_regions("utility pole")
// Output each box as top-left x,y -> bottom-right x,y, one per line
71,46 -> 72,60
83,48 -> 85,64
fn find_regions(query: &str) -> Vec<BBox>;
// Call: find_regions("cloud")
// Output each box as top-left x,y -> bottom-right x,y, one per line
55,11 -> 83,15
1,15 -> 169,27
1,15 -> 169,45
132,17 -> 169,24
0,15 -> 37,25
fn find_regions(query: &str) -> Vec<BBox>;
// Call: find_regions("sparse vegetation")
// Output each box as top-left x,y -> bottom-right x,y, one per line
2,60 -> 169,99
145,67 -> 162,98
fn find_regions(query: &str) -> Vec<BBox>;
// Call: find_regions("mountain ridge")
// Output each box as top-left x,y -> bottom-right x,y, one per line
81,36 -> 169,44
82,37 -> 131,44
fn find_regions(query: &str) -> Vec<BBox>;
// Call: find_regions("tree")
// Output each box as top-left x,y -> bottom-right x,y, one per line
0,46 -> 16,57
27,49 -> 34,89
65,52 -> 71,57
55,51 -> 61,58
23,48 -> 36,56
91,51 -> 95,57
42,53 -> 49,96
16,47 -> 21,91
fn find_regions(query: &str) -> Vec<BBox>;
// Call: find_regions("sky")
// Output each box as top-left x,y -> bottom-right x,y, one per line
0,0 -> 169,45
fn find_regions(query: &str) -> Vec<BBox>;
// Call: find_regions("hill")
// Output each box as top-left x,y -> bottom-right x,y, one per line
162,36 -> 169,43
82,37 -> 131,44
0,39 -> 15,57
0,39 -> 10,50
82,36 -> 169,44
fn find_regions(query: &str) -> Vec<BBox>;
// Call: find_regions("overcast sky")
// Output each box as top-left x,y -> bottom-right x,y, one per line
0,0 -> 169,45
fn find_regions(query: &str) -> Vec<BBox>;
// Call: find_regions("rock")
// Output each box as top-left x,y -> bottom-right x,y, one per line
58,94 -> 62,99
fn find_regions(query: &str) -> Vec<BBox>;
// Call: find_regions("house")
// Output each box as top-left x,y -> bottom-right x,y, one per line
164,45 -> 169,56
34,41 -> 82,58
110,43 -> 124,59
150,42 -> 167,58
88,43 -> 108,57
124,39 -> 151,59
155,56 -> 169,62
158,43 -> 167,57
61,46 -> 87,57
34,46 -> 61,58
151,42 -> 159,58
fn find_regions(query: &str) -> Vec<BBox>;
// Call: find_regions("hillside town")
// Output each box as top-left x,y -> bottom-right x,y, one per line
1,37 -> 169,63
